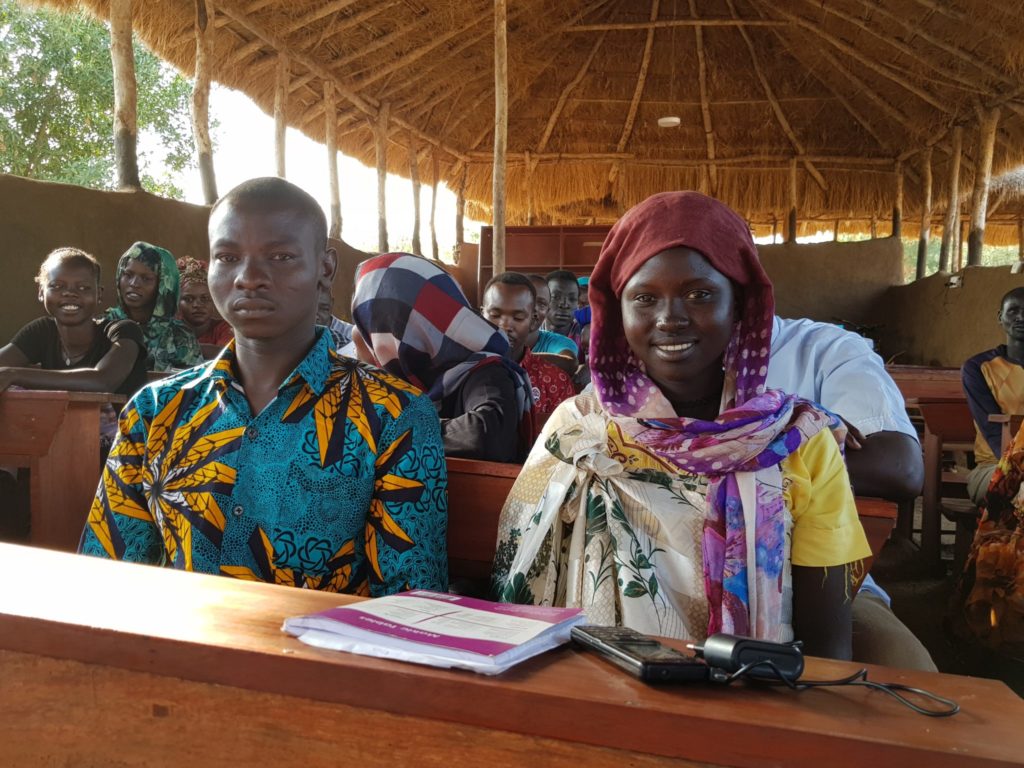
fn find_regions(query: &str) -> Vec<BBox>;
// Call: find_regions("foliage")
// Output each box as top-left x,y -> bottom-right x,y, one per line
0,0 -> 199,198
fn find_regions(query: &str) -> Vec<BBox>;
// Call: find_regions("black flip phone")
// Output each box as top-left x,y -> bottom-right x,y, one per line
571,625 -> 710,683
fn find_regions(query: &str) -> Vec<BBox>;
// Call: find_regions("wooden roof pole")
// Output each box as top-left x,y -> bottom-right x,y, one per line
455,164 -> 467,248
374,102 -> 390,253
726,0 -> 826,193
915,147 -> 932,280
786,158 -> 798,243
938,126 -> 962,272
110,0 -> 140,190
564,19 -> 785,30
492,0 -> 509,276
689,0 -> 718,195
536,32 -> 608,154
324,81 -> 341,240
408,134 -> 422,255
274,54 -> 288,177
430,153 -> 440,261
284,0 -> 360,34
967,106 -> 1001,267
893,161 -> 903,238
606,0 -> 663,193
191,0 -> 218,204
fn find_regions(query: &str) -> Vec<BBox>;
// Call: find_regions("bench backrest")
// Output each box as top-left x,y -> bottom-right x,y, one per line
445,457 -> 896,583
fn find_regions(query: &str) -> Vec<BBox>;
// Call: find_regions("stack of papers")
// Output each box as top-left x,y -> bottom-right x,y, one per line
283,590 -> 585,675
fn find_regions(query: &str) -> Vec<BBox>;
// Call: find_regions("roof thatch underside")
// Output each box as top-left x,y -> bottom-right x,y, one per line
31,0 -> 1024,235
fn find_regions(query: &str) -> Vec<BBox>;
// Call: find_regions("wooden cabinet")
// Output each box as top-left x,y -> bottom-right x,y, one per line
476,225 -> 610,303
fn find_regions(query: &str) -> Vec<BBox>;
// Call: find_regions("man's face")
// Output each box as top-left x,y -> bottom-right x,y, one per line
482,283 -> 534,360
547,277 -> 579,333
208,202 -> 336,343
1000,293 -> 1024,343
316,291 -> 334,326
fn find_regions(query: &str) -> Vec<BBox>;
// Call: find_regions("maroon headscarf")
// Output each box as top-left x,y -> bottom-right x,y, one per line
590,190 -> 774,416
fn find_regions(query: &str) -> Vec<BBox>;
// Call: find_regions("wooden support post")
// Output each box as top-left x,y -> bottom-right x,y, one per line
191,0 -> 217,203
916,147 -> 933,280
771,216 -> 778,243
455,164 -> 467,248
430,153 -> 440,261
786,159 -> 797,243
939,126 -> 963,272
324,81 -> 341,240
274,55 -> 289,178
967,107 -> 1001,267
408,134 -> 422,255
110,0 -> 140,190
374,103 -> 390,253
957,218 -> 967,272
892,160 -> 903,238
833,220 -> 840,241
524,150 -> 535,226
870,213 -> 878,239
492,0 -> 509,276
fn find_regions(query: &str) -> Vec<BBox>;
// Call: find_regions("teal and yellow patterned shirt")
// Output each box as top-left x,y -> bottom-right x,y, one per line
80,329 -> 448,595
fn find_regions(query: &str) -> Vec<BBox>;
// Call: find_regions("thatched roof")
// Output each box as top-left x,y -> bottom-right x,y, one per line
30,0 -> 1024,236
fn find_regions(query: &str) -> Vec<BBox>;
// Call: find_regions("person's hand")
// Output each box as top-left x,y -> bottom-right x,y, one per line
841,417 -> 865,450
0,368 -> 18,394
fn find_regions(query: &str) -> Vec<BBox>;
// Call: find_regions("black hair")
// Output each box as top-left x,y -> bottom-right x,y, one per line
35,247 -> 101,287
546,269 -> 578,285
1001,286 -> 1024,310
484,271 -> 537,303
211,177 -> 328,253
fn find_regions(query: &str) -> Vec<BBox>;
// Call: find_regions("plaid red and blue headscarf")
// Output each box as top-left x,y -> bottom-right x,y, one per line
591,192 -> 842,639
353,253 -> 534,447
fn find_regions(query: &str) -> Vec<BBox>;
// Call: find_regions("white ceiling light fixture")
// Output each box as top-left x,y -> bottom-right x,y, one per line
657,116 -> 681,128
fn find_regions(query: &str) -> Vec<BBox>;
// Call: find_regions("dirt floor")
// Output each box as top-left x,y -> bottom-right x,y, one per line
874,511 -> 1024,697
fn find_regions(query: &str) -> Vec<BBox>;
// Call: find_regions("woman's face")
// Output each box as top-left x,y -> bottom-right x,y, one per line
119,259 -> 159,313
620,247 -> 735,405
179,280 -> 215,329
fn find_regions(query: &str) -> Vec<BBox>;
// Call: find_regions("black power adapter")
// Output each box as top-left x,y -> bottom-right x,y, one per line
690,633 -> 805,682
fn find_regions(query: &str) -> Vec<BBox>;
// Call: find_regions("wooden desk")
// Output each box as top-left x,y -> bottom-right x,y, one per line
906,396 -> 975,567
0,390 -> 121,551
887,365 -> 963,401
1,544 -> 1021,768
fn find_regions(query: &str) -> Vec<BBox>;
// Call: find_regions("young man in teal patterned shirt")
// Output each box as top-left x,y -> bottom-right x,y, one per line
80,178 -> 448,595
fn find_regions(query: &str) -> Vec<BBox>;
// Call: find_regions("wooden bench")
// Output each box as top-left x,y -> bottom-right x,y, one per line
446,457 -> 896,584
905,396 -> 976,568
3,543 -> 1022,768
0,390 -> 124,551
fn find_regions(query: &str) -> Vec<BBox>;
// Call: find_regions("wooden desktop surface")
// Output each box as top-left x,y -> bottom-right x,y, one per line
1,544 -> 1021,768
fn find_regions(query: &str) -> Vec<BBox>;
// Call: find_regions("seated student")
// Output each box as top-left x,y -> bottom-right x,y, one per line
963,287 -> 1024,504
177,256 -> 233,359
577,275 -> 590,309
80,178 -> 448,596
768,315 -> 935,671
106,242 -> 203,372
482,272 -> 575,431
494,192 -> 869,659
525,274 -> 579,360
352,253 -> 534,464
545,269 -> 584,353
0,247 -> 147,397
316,285 -> 354,350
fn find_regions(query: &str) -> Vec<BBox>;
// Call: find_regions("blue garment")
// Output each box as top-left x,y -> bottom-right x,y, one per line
80,329 -> 448,596
531,329 -> 579,357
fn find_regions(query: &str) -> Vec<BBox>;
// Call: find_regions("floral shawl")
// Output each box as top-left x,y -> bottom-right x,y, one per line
106,242 -> 203,371
493,192 -> 841,641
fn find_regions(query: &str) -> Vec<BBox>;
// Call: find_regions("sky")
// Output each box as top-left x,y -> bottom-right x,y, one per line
151,83 -> 482,258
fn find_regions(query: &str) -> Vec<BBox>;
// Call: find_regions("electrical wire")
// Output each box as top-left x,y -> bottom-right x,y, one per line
714,659 -> 960,717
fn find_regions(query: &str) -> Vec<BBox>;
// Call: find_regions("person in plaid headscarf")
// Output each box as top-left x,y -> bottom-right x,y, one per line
352,253 -> 534,463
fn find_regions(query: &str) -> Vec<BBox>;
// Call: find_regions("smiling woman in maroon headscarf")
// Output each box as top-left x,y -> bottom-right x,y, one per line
492,192 -> 870,659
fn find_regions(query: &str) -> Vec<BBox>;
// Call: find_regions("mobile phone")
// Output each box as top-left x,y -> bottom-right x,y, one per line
571,625 -> 710,683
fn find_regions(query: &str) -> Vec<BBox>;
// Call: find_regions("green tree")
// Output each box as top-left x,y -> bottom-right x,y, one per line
0,0 -> 200,198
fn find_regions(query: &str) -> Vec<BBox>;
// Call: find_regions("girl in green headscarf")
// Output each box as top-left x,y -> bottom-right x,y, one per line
106,241 -> 203,371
